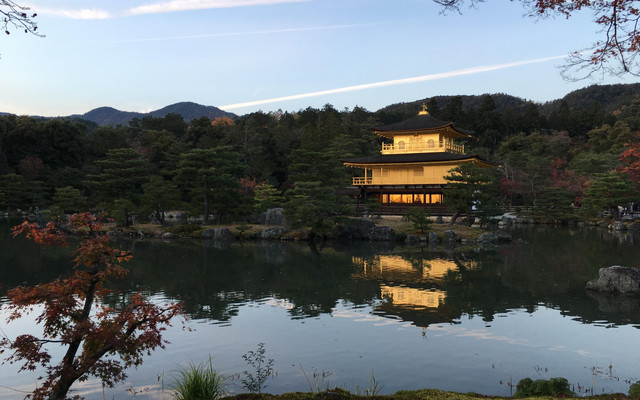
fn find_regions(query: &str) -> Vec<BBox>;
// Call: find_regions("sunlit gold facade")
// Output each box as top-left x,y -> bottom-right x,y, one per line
341,106 -> 498,213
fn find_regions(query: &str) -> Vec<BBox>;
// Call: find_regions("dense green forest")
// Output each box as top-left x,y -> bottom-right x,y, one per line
3,86 -> 640,229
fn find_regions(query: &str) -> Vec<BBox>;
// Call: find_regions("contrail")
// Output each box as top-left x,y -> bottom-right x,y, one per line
109,23 -> 379,43
128,0 -> 308,15
220,55 -> 567,111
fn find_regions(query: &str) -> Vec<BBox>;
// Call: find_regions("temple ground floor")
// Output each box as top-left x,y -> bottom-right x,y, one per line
345,185 -> 453,215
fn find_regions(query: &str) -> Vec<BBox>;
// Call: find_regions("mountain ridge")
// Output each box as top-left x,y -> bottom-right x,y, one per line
4,83 -> 640,125
66,101 -> 237,126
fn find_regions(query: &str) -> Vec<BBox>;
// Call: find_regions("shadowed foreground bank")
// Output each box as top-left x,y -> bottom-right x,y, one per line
222,389 -> 632,400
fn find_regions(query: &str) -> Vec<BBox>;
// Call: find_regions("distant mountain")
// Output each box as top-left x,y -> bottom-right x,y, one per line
69,102 -> 237,126
75,107 -> 144,127
147,102 -> 234,121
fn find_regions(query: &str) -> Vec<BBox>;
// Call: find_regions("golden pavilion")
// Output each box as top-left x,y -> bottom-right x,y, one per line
341,105 -> 498,214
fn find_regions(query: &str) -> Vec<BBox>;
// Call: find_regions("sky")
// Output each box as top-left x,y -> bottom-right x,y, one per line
2,0 -> 640,117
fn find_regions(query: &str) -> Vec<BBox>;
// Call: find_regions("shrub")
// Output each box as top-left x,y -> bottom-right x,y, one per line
242,343 -> 276,393
514,377 -> 575,397
173,358 -> 225,400
630,381 -> 640,397
404,207 -> 432,234
166,224 -> 202,235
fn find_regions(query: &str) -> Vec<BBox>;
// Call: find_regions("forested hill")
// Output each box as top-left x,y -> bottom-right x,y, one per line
3,81 -> 640,226
4,83 -> 640,126
71,102 -> 237,126
378,83 -> 640,121
542,83 -> 640,114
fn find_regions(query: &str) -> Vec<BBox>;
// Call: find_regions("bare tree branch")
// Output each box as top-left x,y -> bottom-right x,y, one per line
1,0 -> 43,36
433,0 -> 640,79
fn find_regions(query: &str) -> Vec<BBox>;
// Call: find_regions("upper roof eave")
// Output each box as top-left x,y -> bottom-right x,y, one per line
372,114 -> 474,139
341,153 -> 499,166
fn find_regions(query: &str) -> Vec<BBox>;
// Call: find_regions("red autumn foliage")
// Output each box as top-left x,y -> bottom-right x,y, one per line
1,213 -> 185,400
619,133 -> 640,183
550,157 -> 588,198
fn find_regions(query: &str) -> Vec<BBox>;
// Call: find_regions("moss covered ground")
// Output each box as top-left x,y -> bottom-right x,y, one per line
222,389 -> 632,400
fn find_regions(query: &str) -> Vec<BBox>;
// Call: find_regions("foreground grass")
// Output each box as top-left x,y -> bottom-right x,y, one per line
222,389 -> 631,400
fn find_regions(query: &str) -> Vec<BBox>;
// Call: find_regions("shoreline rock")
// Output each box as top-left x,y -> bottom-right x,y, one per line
586,266 -> 640,295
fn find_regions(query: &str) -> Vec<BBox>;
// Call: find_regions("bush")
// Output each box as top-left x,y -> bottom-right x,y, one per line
630,381 -> 640,397
514,377 -> 575,397
404,207 -> 432,234
165,224 -> 202,235
173,358 -> 225,400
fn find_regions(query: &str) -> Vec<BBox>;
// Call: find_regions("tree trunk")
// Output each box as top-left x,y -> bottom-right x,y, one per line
48,278 -> 98,400
449,210 -> 461,226
203,178 -> 210,225
48,376 -> 78,400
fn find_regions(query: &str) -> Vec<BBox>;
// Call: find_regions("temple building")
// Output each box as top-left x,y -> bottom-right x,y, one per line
341,105 -> 498,214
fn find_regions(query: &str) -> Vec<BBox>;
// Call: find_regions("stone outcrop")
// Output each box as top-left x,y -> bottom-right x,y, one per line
405,235 -> 420,245
336,219 -> 377,240
476,230 -> 512,243
586,266 -> 640,294
444,230 -> 460,242
264,208 -> 286,226
608,221 -> 625,231
201,228 -> 234,240
369,226 -> 396,241
260,227 -> 288,239
428,232 -> 438,243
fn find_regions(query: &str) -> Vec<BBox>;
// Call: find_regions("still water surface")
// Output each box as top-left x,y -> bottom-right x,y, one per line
1,221 -> 639,399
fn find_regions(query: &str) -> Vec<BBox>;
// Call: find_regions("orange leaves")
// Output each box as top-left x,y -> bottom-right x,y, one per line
618,132 -> 640,183
12,220 -> 67,247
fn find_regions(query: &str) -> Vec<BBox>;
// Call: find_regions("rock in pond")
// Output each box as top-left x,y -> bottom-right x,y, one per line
161,232 -> 179,240
586,266 -> 640,295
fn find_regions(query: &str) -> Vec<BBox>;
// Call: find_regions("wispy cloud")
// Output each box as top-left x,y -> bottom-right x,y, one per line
220,55 -> 568,110
37,7 -> 112,20
110,23 -> 379,43
127,0 -> 308,16
36,0 -> 308,20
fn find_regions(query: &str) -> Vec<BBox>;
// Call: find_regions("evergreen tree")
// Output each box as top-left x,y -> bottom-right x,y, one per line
254,183 -> 285,213
141,175 -> 182,224
444,162 -> 501,225
52,186 -> 87,214
581,171 -> 639,217
174,147 -> 246,224
85,148 -> 149,206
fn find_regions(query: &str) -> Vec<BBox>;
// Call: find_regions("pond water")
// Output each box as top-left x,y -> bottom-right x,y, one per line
1,221 -> 639,399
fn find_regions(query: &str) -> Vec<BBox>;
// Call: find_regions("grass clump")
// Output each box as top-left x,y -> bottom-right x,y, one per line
173,358 -> 225,400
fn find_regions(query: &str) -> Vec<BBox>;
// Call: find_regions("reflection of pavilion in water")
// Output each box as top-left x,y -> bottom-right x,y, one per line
352,254 -> 477,327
